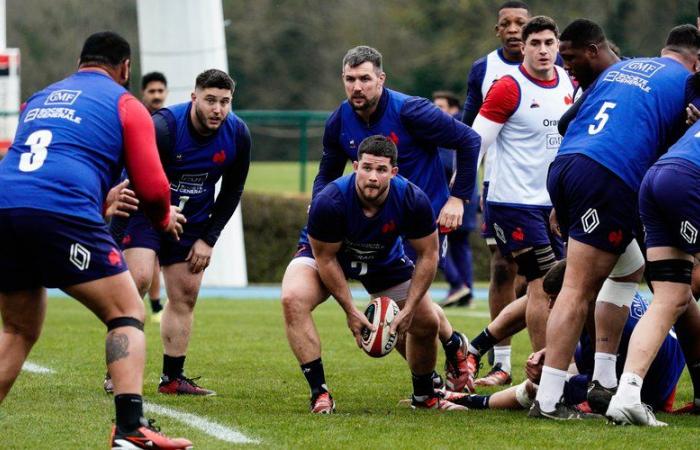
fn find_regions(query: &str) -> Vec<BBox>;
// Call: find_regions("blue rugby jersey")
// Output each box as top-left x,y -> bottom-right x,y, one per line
557,57 -> 691,191
155,102 -> 250,226
0,71 -> 127,224
307,174 -> 435,288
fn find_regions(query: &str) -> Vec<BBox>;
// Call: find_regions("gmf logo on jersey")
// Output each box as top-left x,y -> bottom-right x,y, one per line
212,149 -> 226,165
45,90 -> 81,106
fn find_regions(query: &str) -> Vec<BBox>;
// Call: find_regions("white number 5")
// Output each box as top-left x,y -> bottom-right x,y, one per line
588,102 -> 616,135
19,130 -> 52,172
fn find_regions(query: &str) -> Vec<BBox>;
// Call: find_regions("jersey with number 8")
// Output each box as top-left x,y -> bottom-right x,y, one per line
557,57 -> 691,191
0,71 -> 127,224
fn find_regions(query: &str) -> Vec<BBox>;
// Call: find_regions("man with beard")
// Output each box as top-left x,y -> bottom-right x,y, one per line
282,45 -> 481,413
110,69 -> 251,396
307,135 -> 466,411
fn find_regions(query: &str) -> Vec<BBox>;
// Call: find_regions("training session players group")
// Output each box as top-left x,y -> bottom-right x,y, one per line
3,1 -> 700,448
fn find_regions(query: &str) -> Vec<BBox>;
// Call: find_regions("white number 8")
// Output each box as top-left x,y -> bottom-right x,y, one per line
19,130 -> 52,172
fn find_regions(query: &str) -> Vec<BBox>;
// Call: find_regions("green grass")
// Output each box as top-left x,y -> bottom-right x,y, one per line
246,161 -> 353,195
2,297 -> 699,449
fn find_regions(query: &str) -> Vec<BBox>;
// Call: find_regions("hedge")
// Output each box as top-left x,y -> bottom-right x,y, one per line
242,191 -> 492,283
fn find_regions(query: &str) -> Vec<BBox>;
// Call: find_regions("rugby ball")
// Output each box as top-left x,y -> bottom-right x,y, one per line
361,296 -> 399,358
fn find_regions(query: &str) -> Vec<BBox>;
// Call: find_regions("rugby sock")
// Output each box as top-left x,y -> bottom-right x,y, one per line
535,366 -> 567,413
687,359 -> 700,403
592,352 -> 618,389
468,328 -> 497,357
412,371 -> 435,398
150,297 -> 163,313
493,346 -> 512,373
301,358 -> 328,397
442,332 -> 463,360
162,354 -> 186,380
115,394 -> 144,432
617,372 -> 643,405
462,394 -> 491,409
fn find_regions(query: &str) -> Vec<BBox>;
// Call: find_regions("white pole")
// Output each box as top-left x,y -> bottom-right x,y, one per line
0,0 -> 6,49
136,0 -> 248,287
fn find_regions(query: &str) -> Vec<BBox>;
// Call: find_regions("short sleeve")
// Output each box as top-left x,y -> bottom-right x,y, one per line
402,183 -> 437,239
307,186 -> 346,243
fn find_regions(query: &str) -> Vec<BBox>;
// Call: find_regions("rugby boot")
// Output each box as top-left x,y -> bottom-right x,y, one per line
158,375 -> 216,396
528,400 -> 604,420
474,363 -> 512,387
110,418 -> 193,449
444,332 -> 476,393
310,391 -> 335,414
606,395 -> 667,426
587,380 -> 616,414
411,394 -> 467,411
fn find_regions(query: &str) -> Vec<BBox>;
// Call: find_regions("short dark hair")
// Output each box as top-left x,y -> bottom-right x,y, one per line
522,16 -> 559,43
560,19 -> 606,48
498,1 -> 528,13
195,69 -> 236,92
141,71 -> 167,90
665,24 -> 700,50
358,135 -> 398,166
342,46 -> 383,72
542,259 -> 567,296
433,91 -> 460,109
79,31 -> 130,67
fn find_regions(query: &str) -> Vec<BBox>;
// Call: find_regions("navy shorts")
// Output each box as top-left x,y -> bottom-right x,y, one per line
487,203 -> 564,257
639,159 -> 700,254
480,181 -> 495,240
0,208 -> 127,291
118,212 -> 207,266
547,154 -> 638,255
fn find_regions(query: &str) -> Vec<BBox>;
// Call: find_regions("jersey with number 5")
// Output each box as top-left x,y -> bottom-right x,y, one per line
557,57 -> 690,191
0,71 -> 129,224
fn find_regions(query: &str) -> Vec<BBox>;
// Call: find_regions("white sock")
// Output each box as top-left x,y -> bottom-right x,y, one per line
493,346 -> 512,373
592,352 -> 618,389
616,372 -> 643,405
535,366 -> 567,413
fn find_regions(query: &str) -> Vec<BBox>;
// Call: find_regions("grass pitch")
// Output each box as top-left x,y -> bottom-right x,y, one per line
2,296 -> 700,449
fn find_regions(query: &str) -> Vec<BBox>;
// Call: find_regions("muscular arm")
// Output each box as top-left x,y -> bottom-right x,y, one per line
201,121 -> 252,246
401,98 -> 480,202
119,94 -> 171,230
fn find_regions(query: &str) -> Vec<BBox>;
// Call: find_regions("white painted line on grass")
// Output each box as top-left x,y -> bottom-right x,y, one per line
145,402 -> 259,445
22,361 -> 55,374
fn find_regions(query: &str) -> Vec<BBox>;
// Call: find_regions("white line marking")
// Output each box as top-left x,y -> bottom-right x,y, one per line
22,361 -> 55,374
145,402 -> 259,445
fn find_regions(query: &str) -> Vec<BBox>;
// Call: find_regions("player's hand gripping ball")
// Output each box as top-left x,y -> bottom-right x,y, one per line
361,296 -> 399,357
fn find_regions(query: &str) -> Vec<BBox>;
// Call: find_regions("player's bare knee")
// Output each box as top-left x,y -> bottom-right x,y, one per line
2,320 -> 42,346
492,257 -> 516,286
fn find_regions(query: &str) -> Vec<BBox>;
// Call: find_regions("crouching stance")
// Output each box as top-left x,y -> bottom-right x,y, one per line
305,135 -> 466,412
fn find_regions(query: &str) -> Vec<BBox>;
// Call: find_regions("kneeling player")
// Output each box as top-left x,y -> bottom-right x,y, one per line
307,135 -> 466,411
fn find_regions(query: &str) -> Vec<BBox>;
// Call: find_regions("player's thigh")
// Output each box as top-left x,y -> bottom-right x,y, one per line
123,248 -> 157,291
161,262 -> 204,305
281,257 -> 329,314
563,238 -> 619,295
63,271 -> 145,323
0,288 -> 47,340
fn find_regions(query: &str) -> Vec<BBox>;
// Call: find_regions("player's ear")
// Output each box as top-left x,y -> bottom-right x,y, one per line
190,91 -> 196,103
352,161 -> 359,172
377,71 -> 386,86
391,166 -> 398,176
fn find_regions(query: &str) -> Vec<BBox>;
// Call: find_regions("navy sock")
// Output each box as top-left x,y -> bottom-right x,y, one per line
689,359 -> 700,402
301,358 -> 327,397
462,394 -> 490,409
469,328 -> 498,357
150,297 -> 163,313
442,332 -> 463,360
162,354 -> 185,380
115,394 -> 143,432
412,372 -> 435,398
